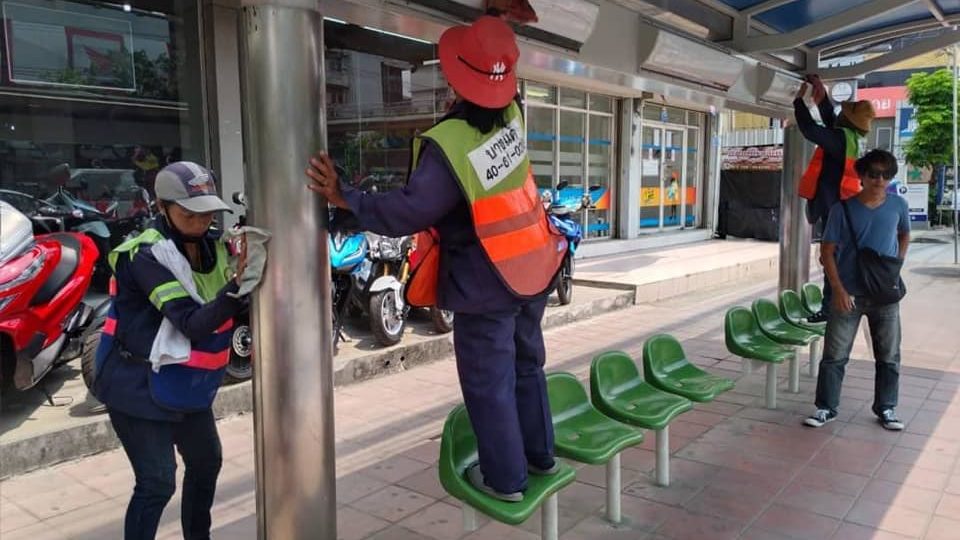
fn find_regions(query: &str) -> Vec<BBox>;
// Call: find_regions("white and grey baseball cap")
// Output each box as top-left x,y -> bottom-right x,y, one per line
155,161 -> 232,214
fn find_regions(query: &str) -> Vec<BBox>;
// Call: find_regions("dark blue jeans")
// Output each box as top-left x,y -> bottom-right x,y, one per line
109,408 -> 222,540
814,297 -> 902,416
453,296 -> 554,494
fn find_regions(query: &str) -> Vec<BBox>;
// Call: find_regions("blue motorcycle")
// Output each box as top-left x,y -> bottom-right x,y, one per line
328,208 -> 371,351
541,181 -> 585,305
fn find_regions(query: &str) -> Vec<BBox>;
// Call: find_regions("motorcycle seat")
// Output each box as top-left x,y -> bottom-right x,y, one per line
31,233 -> 81,306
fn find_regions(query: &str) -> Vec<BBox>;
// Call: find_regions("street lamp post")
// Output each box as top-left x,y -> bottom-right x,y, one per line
954,41 -> 959,264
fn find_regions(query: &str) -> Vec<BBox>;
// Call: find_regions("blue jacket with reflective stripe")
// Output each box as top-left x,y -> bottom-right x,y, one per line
93,218 -> 245,421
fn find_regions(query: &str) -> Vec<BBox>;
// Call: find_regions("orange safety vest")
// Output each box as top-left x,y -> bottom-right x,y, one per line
798,127 -> 862,201
404,103 -> 566,307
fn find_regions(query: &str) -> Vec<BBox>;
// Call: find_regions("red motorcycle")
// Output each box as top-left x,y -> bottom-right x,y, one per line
0,201 -> 103,403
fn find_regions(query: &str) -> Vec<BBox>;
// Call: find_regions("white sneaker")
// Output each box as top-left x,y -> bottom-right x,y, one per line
804,409 -> 837,428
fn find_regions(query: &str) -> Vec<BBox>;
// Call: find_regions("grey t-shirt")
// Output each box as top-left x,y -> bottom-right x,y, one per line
823,196 -> 910,296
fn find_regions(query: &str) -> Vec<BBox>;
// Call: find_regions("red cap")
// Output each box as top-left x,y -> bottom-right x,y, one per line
439,16 -> 519,109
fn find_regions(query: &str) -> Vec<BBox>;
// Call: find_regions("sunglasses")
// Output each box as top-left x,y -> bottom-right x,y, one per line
864,168 -> 893,180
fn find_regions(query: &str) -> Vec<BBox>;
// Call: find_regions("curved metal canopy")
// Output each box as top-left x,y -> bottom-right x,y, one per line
633,0 -> 960,79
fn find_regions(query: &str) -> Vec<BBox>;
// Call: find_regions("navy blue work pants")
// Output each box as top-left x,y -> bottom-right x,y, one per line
453,295 -> 555,494
109,408 -> 222,540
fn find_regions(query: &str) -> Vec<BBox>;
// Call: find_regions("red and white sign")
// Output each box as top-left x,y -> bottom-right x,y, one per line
855,86 -> 908,118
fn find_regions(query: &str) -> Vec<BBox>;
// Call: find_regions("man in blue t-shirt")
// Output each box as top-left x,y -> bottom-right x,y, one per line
804,149 -> 911,431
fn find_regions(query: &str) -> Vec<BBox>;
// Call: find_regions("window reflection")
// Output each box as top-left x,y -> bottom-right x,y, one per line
324,21 -> 448,194
0,0 -> 203,210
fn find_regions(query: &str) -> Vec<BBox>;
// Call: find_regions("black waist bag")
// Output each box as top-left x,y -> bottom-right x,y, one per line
842,201 -> 906,305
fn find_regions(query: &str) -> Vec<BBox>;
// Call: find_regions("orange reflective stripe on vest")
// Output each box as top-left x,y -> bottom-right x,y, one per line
410,103 -> 565,300
839,158 -> 861,200
798,127 -> 862,201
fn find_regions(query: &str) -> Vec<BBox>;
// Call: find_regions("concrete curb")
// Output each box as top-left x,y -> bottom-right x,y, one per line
1,287 -> 634,478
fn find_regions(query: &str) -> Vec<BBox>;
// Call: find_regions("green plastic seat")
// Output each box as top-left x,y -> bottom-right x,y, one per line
591,351 -> 693,429
725,307 -> 795,409
802,282 -> 824,315
591,349 -> 695,489
641,335 -> 735,403
547,372 -> 645,463
725,307 -> 795,363
546,371 -> 643,524
752,298 -> 819,346
779,290 -> 826,336
438,405 -> 576,526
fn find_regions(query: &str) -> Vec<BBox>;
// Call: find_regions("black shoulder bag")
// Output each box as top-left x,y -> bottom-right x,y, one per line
840,201 -> 906,305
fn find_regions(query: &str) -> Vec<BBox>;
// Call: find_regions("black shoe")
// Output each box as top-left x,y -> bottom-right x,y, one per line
879,409 -> 905,431
804,408 -> 837,428
807,311 -> 827,323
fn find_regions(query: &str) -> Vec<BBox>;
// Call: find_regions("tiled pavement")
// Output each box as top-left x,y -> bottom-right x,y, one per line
1,235 -> 959,539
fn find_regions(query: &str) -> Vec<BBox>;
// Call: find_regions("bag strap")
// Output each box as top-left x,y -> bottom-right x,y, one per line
840,201 -> 861,250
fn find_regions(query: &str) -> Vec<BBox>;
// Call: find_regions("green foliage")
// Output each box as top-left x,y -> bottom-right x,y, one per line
905,68 -> 958,168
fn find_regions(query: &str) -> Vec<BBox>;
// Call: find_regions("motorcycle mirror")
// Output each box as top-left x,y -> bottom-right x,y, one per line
232,192 -> 246,206
556,180 -> 569,190
589,185 -> 602,191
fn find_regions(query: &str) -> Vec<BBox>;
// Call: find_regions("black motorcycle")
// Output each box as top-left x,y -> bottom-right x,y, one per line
0,187 -> 152,292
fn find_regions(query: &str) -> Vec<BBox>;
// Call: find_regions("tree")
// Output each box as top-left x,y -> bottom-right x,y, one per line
905,67 -> 958,226
904,68 -> 958,168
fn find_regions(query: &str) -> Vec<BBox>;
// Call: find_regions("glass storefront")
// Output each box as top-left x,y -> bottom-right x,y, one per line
525,83 -> 616,239
324,20 -> 448,194
324,30 -> 621,241
0,0 -> 206,212
0,4 -> 720,245
638,104 -> 704,231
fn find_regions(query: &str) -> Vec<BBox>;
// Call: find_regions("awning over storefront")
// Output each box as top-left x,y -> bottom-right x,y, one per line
327,0 -> 960,117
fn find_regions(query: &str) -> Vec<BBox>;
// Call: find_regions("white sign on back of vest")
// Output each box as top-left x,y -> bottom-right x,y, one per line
468,118 -> 527,191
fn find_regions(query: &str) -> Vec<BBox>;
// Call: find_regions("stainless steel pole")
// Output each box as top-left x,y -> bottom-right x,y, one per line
953,42 -> 958,264
239,2 -> 336,538
779,123 -> 814,292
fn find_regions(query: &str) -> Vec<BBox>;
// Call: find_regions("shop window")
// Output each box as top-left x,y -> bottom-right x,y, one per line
527,106 -> 556,191
589,94 -> 613,114
560,88 -> 586,109
0,0 -> 205,209
687,111 -> 704,128
666,107 -> 685,124
642,105 -> 663,122
876,127 -> 893,152
324,21 -> 447,194
525,82 -> 557,105
526,83 -> 617,240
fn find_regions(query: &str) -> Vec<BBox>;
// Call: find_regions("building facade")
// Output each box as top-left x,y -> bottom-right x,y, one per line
2,0 -> 799,258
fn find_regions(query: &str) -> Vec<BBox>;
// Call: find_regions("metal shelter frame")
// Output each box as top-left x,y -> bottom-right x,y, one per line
237,2 -> 960,538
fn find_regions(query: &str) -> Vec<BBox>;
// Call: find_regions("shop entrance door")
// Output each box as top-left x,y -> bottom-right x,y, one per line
639,124 -> 697,230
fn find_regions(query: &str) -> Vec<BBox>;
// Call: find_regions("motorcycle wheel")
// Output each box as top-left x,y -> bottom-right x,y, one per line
557,255 -> 574,306
370,290 -> 405,347
80,316 -> 105,391
430,308 -> 454,334
223,324 -> 253,384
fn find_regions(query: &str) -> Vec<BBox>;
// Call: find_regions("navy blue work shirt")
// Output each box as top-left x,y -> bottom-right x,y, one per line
794,97 -> 857,226
339,142 -> 521,314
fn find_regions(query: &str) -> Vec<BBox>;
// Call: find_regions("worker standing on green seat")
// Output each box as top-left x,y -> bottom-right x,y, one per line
306,15 -> 567,503
794,74 -> 875,322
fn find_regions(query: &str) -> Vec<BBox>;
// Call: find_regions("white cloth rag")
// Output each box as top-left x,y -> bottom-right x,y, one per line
148,240 -> 205,373
222,226 -> 271,298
